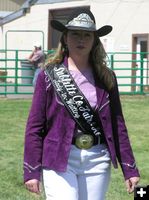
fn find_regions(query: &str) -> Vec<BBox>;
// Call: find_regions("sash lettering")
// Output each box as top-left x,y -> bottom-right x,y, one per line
46,64 -> 102,136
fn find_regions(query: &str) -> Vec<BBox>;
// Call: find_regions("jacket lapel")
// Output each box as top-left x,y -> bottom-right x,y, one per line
95,79 -> 110,111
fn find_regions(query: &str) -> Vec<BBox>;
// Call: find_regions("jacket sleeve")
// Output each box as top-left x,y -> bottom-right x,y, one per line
110,73 -> 140,180
23,71 -> 47,182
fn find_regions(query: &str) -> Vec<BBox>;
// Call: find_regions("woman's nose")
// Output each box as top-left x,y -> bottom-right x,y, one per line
78,33 -> 84,41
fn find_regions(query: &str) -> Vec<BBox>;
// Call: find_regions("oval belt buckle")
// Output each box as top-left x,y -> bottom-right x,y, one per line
75,134 -> 94,149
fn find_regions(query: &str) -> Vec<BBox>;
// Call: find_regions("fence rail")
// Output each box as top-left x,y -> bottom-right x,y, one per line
0,49 -> 149,96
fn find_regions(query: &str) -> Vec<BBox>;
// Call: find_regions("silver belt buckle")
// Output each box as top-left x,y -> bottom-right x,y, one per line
75,134 -> 94,149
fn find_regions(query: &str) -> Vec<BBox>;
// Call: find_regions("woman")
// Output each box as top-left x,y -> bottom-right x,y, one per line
24,8 -> 140,200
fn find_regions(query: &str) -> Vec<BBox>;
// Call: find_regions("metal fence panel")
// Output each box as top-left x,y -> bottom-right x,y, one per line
0,49 -> 149,96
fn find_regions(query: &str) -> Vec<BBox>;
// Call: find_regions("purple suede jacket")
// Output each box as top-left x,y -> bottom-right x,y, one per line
23,60 -> 140,183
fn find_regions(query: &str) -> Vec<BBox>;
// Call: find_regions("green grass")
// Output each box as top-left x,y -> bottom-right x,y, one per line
0,96 -> 148,200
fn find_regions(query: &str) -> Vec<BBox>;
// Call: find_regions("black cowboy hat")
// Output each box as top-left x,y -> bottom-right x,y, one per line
51,8 -> 112,37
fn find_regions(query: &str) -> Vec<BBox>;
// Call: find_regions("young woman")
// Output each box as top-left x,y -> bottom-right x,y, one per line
24,8 -> 140,200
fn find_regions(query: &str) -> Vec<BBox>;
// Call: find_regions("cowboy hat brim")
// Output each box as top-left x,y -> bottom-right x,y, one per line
51,20 -> 67,32
96,25 -> 113,37
50,20 -> 112,37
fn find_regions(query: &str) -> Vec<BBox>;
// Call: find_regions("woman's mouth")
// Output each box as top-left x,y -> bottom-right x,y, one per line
77,45 -> 85,49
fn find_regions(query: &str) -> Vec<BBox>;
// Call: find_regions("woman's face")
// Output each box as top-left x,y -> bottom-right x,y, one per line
64,30 -> 94,57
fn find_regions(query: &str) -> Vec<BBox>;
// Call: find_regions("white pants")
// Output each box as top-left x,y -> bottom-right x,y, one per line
43,144 -> 111,200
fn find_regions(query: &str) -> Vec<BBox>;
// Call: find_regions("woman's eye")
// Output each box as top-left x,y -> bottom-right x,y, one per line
73,32 -> 79,36
85,33 -> 91,37
70,31 -> 93,38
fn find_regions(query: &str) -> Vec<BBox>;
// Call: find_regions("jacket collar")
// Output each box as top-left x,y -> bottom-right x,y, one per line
63,56 -> 109,108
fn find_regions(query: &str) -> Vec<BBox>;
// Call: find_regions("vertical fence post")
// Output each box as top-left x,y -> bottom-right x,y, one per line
110,54 -> 114,70
15,50 -> 18,94
140,53 -> 144,94
4,49 -> 7,96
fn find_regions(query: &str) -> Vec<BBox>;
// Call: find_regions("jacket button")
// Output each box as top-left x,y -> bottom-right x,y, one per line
102,116 -> 106,120
107,136 -> 113,142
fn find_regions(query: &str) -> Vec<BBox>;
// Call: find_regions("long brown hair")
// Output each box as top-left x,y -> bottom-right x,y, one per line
45,31 -> 114,91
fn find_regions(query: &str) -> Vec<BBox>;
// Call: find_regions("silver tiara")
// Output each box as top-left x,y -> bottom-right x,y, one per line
66,13 -> 96,30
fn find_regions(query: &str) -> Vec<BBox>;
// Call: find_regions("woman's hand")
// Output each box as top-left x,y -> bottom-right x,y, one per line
125,177 -> 140,194
25,179 -> 41,194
